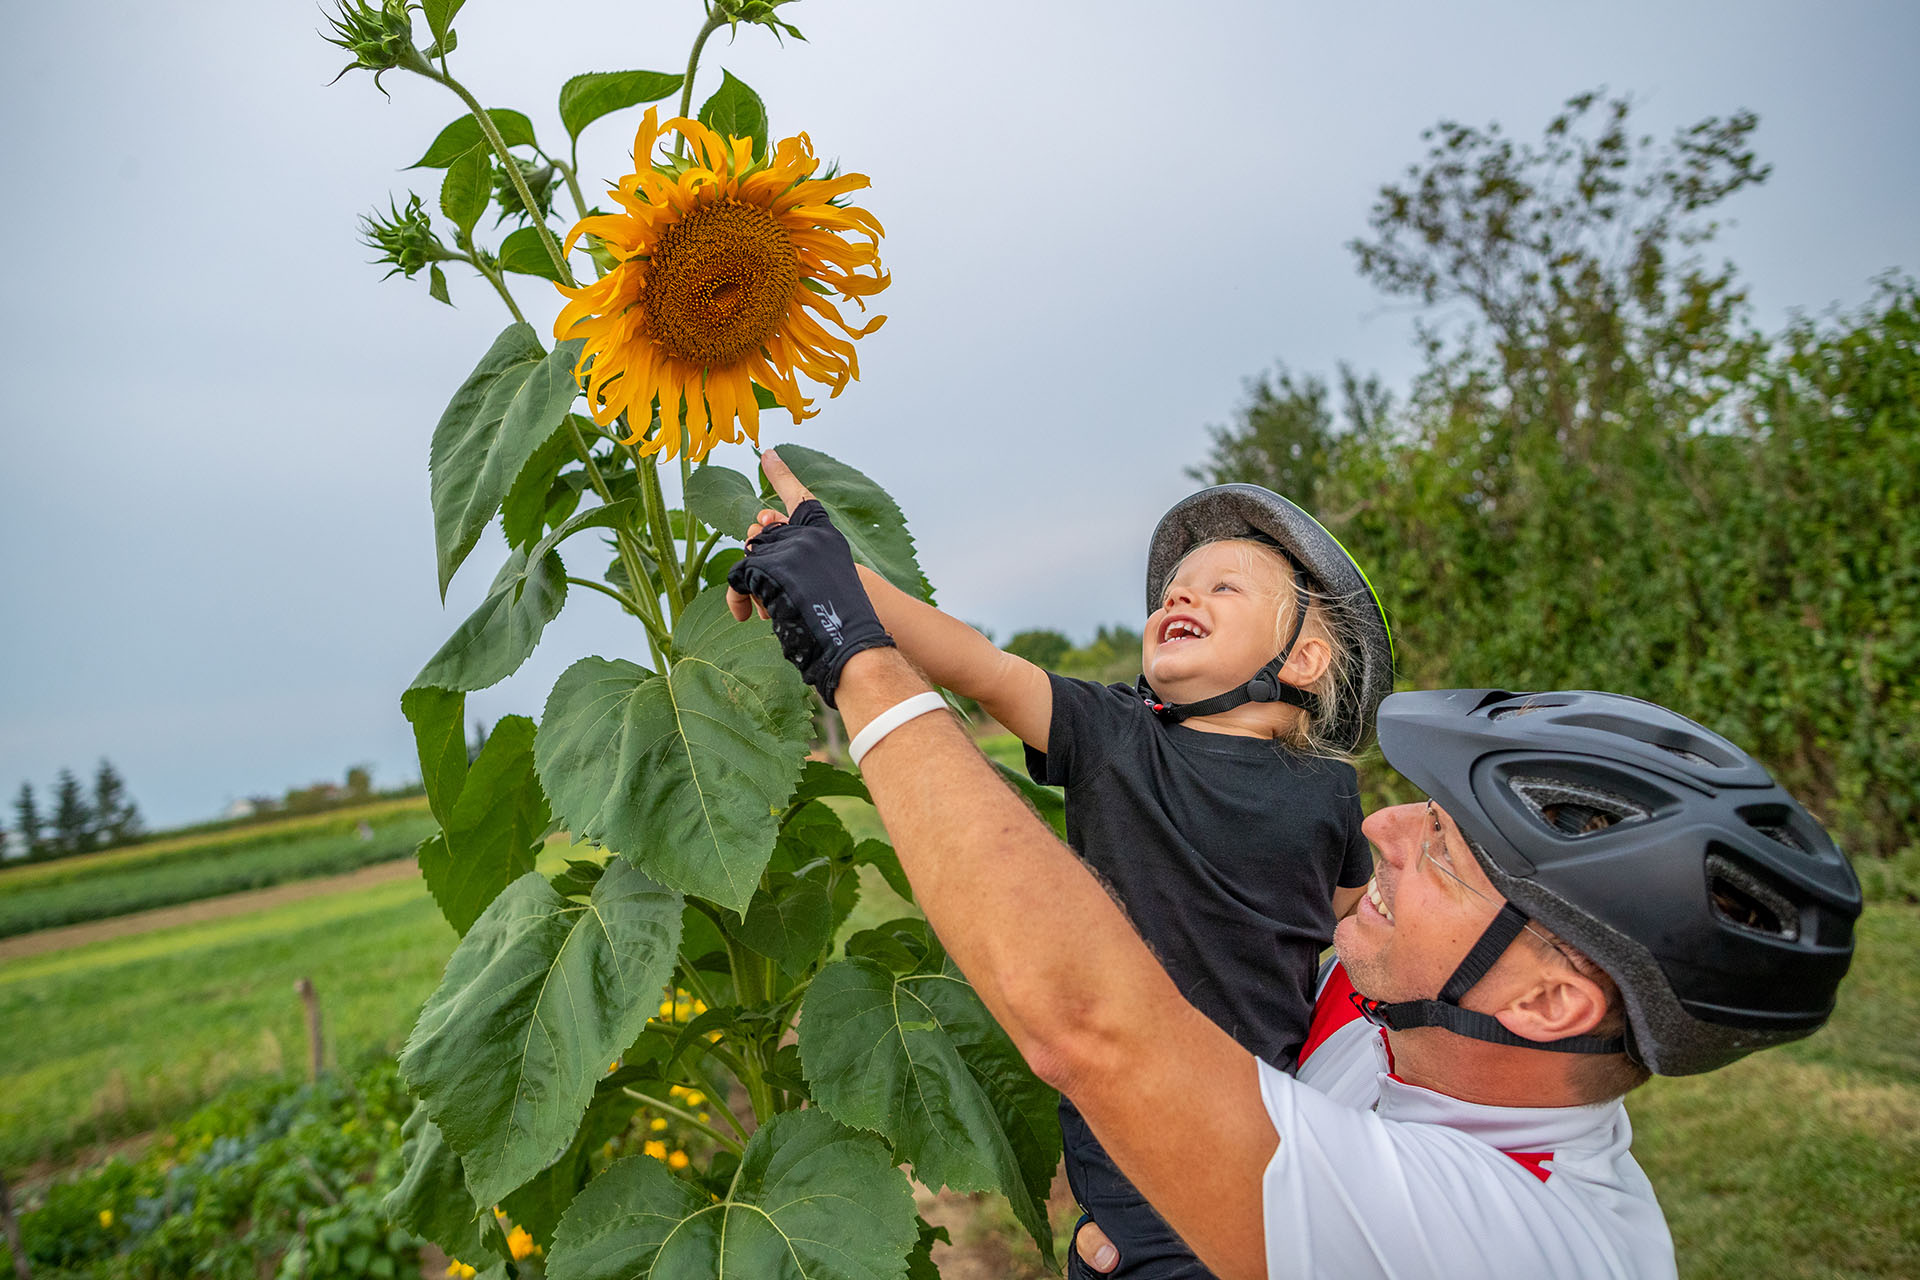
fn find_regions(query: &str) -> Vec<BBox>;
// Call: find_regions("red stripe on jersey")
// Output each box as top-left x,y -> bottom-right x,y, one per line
1300,963 -> 1365,1066
1507,1151 -> 1554,1183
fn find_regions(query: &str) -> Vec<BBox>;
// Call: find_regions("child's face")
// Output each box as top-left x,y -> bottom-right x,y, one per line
1142,540 -> 1292,701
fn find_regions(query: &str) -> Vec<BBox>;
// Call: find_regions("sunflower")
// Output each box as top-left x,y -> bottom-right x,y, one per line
553,107 -> 888,461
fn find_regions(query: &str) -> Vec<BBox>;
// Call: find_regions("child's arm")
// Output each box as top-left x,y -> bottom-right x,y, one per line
856,564 -> 1054,751
1331,884 -> 1365,920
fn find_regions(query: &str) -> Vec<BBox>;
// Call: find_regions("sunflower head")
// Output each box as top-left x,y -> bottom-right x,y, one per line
554,108 -> 889,462
322,0 -> 418,90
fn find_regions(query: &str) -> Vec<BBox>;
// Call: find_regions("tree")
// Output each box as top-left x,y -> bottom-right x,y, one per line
92,758 -> 143,847
1003,629 -> 1072,669
13,782 -> 47,860
50,770 -> 94,857
345,764 -> 374,799
1188,364 -> 1392,507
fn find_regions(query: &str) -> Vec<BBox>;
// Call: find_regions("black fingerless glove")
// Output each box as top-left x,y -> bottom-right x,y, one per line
727,500 -> 896,707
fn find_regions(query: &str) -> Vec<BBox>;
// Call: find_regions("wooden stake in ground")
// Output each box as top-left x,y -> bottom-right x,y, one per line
0,1170 -> 33,1280
294,978 -> 325,1080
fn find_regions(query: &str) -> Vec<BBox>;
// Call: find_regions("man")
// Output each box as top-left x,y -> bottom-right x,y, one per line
727,456 -> 1861,1280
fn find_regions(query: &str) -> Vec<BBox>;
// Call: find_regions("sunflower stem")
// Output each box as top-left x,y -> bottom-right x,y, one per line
565,416 -> 672,657
420,64 -> 578,287
679,449 -> 705,580
453,243 -> 526,323
633,444 -> 688,621
547,154 -> 591,222
673,9 -> 728,157
618,1088 -> 745,1155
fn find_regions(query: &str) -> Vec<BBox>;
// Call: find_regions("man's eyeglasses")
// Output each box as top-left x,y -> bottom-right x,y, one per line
1417,800 -> 1581,965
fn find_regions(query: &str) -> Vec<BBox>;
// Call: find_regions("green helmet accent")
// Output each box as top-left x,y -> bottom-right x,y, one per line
1146,484 -> 1395,751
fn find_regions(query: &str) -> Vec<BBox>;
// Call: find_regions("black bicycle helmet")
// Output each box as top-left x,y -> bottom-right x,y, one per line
1370,688 -> 1861,1076
1142,484 -> 1395,751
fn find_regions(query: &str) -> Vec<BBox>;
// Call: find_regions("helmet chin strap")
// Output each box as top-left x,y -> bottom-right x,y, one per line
1353,903 -> 1628,1056
1139,577 -> 1321,724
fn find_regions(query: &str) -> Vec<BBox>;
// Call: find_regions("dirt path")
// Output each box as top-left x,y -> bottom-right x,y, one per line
0,858 -> 422,964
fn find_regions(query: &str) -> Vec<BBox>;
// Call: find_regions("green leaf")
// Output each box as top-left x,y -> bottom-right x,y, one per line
428,264 -> 451,305
558,70 -> 684,143
799,957 -> 1060,1260
415,501 -> 632,692
546,1110 -> 918,1280
791,759 -> 871,807
698,70 -> 768,161
499,225 -> 568,282
500,1074 -> 642,1249
440,145 -> 492,241
907,1217 -> 950,1280
500,419 -> 580,550
383,1102 -> 499,1266
682,463 -> 762,544
411,110 -> 538,168
429,324 -> 584,597
853,837 -> 913,904
402,686 -> 468,826
420,0 -> 465,49
735,868 -> 832,978
770,444 -> 932,602
399,860 -> 684,1207
533,586 -> 813,914
417,715 -> 550,935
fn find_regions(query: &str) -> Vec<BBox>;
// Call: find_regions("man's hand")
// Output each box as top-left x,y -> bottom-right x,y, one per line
725,449 -> 895,707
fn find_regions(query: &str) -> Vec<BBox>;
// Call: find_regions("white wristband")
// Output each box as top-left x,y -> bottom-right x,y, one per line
847,691 -> 950,768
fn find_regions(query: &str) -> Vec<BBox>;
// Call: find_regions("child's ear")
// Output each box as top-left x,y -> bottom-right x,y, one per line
1281,635 -> 1331,687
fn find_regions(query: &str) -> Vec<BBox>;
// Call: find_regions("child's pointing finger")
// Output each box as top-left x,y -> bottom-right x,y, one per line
760,448 -> 815,512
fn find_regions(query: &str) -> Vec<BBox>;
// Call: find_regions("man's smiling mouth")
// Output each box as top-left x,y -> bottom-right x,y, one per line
1365,874 -> 1395,923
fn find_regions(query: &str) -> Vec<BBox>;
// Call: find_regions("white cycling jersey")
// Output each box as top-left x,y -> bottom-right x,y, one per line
1258,963 -> 1676,1280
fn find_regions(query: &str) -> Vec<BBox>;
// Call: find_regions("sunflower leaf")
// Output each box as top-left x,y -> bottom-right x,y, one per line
533,585 -> 813,915
500,418 -> 583,550
699,70 -> 768,161
428,264 -> 451,305
383,1102 -> 503,1266
497,225 -> 568,281
441,145 -> 492,240
401,686 -> 468,826
416,714 -> 549,936
415,501 -> 632,692
558,70 -> 684,143
682,463 -> 761,543
420,0 -> 464,48
410,109 -> 538,168
545,1110 -> 918,1280
398,859 -> 683,1209
799,956 -> 1061,1262
430,324 -> 585,597
768,444 -> 933,602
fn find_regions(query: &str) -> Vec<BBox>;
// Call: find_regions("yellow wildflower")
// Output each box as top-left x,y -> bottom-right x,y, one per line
98,1209 -> 114,1228
644,1140 -> 668,1160
445,1263 -> 477,1279
507,1226 -> 537,1261
650,1117 -> 669,1132
667,1150 -> 690,1170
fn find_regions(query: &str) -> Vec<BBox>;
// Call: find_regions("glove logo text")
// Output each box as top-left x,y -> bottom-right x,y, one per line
815,602 -> 846,647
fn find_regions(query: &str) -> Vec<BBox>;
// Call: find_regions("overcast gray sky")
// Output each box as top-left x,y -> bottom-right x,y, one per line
2,1 -> 1915,829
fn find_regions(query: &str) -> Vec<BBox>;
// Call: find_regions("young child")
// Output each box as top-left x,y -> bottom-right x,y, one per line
766,461 -> 1394,1279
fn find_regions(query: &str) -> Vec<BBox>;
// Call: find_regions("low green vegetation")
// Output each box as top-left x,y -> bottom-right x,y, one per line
0,805 -> 440,939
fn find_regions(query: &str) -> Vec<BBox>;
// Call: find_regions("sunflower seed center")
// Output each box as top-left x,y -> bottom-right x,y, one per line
643,199 -> 798,368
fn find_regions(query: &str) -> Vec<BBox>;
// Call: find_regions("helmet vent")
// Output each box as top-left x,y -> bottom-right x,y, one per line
1489,702 -> 1556,720
1507,776 -> 1648,836
1657,743 -> 1714,766
1705,853 -> 1800,942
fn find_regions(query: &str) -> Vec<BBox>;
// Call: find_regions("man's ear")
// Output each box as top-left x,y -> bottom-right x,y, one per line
1496,966 -> 1610,1043
1280,635 -> 1331,688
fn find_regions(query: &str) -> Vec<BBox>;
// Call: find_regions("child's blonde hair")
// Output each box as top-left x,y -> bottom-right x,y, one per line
1175,537 -> 1359,759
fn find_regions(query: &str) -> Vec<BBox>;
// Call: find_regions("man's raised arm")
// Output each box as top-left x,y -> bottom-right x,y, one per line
728,466 -> 1275,1280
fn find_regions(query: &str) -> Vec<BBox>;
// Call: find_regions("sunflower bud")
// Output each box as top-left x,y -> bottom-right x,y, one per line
361,194 -> 448,281
713,0 -> 805,42
492,158 -> 556,227
322,0 -> 422,90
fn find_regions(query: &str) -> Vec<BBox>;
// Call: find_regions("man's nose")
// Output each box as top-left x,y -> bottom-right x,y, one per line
1362,803 -> 1425,869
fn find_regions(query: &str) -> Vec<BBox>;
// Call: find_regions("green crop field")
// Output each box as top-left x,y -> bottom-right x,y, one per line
0,803 -> 440,938
2,795 -> 1912,1276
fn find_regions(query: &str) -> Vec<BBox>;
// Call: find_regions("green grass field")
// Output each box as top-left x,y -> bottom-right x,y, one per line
2,790 -> 1913,1276
0,803 -> 439,938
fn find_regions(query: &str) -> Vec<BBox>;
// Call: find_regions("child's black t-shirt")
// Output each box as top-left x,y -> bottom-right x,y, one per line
1026,674 -> 1373,1277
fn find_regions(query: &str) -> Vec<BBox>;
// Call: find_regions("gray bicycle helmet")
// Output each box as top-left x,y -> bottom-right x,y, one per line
1368,688 -> 1861,1076
1143,484 -> 1395,752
